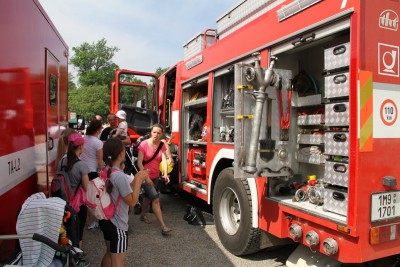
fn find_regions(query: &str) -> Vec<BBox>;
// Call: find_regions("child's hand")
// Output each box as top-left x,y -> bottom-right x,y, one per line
136,169 -> 149,182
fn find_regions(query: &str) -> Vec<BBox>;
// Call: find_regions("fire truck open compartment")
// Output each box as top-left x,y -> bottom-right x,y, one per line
181,78 -> 208,193
265,24 -> 351,224
212,71 -> 235,143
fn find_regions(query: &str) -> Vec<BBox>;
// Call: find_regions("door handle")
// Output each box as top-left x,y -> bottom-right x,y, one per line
48,136 -> 54,150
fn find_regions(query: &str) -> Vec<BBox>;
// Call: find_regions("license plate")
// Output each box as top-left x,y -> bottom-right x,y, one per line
371,191 -> 400,222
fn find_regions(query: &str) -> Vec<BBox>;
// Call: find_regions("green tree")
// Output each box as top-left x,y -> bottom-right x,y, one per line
70,38 -> 119,87
148,67 -> 169,107
68,72 -> 77,90
68,85 -> 110,123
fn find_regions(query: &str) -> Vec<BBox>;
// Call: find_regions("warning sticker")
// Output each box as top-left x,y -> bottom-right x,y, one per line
380,99 -> 398,126
374,83 -> 400,138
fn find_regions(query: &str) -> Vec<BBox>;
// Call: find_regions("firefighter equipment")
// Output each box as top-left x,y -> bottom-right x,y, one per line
188,149 -> 206,180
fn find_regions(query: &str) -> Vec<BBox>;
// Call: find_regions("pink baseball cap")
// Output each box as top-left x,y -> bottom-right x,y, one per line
68,133 -> 85,146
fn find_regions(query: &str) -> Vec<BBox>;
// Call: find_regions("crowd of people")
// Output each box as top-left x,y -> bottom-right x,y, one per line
56,111 -> 174,267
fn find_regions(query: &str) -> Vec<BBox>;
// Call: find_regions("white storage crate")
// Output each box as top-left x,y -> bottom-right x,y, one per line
325,102 -> 349,126
324,42 -> 350,71
323,186 -> 348,216
297,114 -> 324,125
324,160 -> 349,188
325,132 -> 349,157
183,32 -> 216,61
297,134 -> 324,145
324,71 -> 350,99
216,0 -> 285,39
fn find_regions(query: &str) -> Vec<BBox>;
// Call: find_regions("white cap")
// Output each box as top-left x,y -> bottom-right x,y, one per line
116,110 -> 126,120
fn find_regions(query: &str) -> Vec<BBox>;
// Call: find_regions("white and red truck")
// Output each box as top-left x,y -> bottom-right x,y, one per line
0,0 -> 69,261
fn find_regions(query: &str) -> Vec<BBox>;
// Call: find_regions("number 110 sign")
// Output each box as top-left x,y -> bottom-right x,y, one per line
380,99 -> 398,126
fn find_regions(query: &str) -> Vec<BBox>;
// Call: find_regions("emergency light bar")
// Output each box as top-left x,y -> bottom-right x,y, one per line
277,0 -> 323,21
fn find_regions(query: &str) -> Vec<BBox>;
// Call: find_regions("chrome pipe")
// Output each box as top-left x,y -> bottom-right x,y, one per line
243,58 -> 277,174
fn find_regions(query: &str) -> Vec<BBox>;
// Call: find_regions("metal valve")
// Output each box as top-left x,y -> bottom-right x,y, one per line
323,238 -> 338,255
289,224 -> 303,240
305,230 -> 319,246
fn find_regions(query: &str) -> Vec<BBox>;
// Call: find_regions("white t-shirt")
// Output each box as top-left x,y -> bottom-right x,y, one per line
115,121 -> 128,137
80,135 -> 103,172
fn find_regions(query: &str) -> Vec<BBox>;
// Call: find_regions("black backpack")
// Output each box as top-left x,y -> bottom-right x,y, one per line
50,158 -> 80,203
50,170 -> 74,203
183,205 -> 214,227
63,204 -> 80,248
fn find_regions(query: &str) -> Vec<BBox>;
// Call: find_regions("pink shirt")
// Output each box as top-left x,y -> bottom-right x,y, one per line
138,140 -> 166,179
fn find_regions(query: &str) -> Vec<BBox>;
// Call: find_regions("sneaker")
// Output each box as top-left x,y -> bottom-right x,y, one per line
87,222 -> 98,230
76,259 -> 90,267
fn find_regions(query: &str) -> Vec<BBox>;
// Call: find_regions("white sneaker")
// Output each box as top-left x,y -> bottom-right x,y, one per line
87,222 -> 98,230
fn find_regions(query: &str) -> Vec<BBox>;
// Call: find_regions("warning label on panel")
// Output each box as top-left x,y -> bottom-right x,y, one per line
380,99 -> 398,126
374,83 -> 400,138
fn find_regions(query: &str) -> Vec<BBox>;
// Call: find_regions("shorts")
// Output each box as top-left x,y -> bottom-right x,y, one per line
141,178 -> 160,201
99,220 -> 128,253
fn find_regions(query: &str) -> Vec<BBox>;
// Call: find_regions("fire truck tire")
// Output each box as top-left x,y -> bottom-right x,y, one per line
213,168 -> 261,256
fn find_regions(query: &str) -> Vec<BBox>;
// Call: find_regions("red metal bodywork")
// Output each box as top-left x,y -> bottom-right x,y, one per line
111,69 -> 159,142
0,0 -> 68,261
157,0 -> 400,263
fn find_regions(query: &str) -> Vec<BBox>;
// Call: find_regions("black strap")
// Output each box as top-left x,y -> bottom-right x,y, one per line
143,142 -> 164,165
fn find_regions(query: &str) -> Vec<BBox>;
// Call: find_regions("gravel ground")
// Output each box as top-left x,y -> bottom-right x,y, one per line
82,191 -> 297,267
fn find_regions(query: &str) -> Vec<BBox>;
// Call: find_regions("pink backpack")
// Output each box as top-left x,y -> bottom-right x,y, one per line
86,168 -> 120,220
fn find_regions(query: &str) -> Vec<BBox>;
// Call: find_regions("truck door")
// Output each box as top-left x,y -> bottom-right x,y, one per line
113,70 -> 159,139
45,50 -> 60,191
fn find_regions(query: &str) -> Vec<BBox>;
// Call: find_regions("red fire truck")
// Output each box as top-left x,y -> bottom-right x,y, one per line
154,0 -> 400,265
0,0 -> 69,261
112,0 -> 399,265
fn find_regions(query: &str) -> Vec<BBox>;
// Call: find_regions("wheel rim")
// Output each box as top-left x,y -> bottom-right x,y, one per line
219,187 -> 241,235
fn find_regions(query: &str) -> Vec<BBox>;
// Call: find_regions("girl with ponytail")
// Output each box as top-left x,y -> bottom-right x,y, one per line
99,138 -> 149,267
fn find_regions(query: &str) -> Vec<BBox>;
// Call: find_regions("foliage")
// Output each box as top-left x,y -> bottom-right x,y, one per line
68,84 -> 110,123
70,38 -> 119,87
68,38 -> 170,121
149,66 -> 169,107
68,72 -> 77,90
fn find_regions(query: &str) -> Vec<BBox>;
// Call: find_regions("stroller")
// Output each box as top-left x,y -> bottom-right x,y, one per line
0,193 -> 83,267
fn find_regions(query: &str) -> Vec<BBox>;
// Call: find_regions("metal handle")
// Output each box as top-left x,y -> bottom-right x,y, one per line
333,133 -> 347,142
292,33 -> 315,46
333,163 -> 347,173
333,103 -> 347,113
333,74 -> 347,84
48,136 -> 54,150
333,45 -> 346,55
332,191 -> 345,201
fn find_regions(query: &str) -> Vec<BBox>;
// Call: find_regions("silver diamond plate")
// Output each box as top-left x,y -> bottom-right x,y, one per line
323,187 -> 348,216
325,102 -> 349,126
297,134 -> 324,145
296,153 -> 325,164
297,114 -> 324,125
325,132 -> 349,156
324,42 -> 350,70
324,161 -> 349,187
324,71 -> 349,99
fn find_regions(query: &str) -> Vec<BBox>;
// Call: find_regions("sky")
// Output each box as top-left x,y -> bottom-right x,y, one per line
39,0 -> 240,77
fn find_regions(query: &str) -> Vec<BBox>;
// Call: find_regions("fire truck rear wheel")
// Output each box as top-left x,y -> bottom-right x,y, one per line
213,167 -> 261,256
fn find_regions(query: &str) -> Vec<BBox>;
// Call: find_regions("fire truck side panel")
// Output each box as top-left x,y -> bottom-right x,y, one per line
352,0 -> 400,262
155,0 -> 400,263
0,0 -> 68,261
